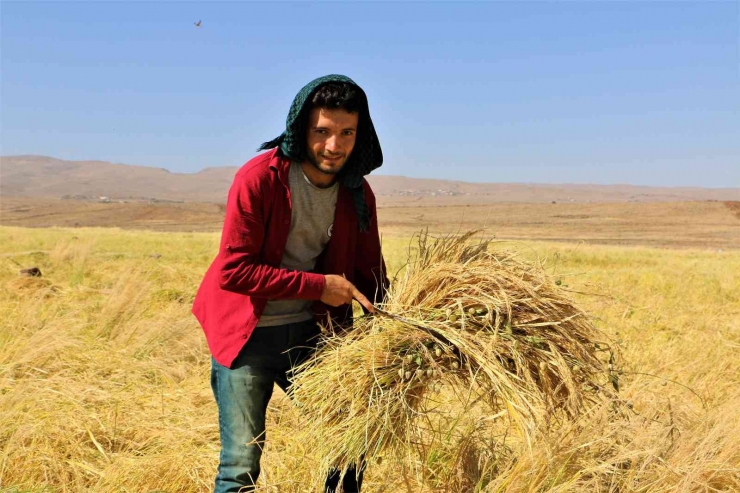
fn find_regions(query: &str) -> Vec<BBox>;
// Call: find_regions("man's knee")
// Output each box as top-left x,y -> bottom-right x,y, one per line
215,441 -> 263,492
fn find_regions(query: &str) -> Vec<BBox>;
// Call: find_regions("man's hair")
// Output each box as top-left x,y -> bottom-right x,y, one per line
311,82 -> 361,113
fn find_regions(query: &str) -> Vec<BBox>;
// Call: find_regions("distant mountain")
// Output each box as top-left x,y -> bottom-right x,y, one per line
0,155 -> 234,203
2,155 -> 738,204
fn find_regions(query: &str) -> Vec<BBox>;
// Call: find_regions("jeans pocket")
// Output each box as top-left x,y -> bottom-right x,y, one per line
296,319 -> 321,345
233,327 -> 287,371
285,321 -> 319,372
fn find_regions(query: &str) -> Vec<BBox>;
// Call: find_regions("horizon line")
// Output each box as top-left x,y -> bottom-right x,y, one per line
2,154 -> 738,191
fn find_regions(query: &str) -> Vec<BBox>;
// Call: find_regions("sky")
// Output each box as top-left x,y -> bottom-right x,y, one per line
1,1 -> 738,187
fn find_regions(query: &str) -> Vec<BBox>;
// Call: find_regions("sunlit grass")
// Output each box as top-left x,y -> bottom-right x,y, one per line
1,226 -> 738,491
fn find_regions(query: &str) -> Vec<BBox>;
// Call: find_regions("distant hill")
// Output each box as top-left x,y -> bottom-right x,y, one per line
0,155 -> 234,203
2,155 -> 738,204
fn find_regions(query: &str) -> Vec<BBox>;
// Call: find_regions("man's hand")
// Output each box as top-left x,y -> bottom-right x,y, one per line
321,274 -> 375,313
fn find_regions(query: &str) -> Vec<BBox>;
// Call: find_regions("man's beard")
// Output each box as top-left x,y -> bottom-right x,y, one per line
307,151 -> 346,175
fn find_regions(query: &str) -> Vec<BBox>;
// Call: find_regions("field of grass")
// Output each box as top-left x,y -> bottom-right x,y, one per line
1,225 -> 739,491
3,197 -> 739,249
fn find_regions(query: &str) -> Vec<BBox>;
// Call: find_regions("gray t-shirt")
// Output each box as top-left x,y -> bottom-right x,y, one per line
256,162 -> 338,327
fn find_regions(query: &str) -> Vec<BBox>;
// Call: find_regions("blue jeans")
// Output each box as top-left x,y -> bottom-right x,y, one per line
211,319 -> 365,492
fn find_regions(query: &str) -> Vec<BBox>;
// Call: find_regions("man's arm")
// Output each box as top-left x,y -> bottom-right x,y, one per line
217,169 -> 325,300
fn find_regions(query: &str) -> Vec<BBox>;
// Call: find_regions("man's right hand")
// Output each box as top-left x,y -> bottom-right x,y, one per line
321,274 -> 375,313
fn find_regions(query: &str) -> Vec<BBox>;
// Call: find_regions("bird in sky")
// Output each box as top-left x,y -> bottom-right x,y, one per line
194,20 -> 202,27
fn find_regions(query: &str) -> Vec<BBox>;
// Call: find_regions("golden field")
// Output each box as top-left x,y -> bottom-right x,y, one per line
1,224 -> 739,492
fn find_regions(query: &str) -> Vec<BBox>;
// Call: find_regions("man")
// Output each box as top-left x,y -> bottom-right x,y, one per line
192,74 -> 389,493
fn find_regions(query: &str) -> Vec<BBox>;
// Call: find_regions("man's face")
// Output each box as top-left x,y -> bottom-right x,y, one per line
305,107 -> 359,176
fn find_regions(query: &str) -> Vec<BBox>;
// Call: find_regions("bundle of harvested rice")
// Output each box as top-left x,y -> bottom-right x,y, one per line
291,232 -> 617,476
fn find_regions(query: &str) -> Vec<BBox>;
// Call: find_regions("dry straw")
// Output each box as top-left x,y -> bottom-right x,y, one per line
291,231 -> 618,479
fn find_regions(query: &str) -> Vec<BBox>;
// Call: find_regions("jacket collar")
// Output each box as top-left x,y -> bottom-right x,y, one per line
268,148 -> 292,189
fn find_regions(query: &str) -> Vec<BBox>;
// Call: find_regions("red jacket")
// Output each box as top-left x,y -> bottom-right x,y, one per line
192,149 -> 389,368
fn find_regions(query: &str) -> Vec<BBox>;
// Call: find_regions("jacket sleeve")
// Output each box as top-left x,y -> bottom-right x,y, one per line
353,183 -> 390,307
217,169 -> 326,300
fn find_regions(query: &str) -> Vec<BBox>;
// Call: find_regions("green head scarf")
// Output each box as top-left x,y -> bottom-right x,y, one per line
258,74 -> 383,232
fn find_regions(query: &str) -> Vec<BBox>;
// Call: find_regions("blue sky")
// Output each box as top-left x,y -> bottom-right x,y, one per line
1,1 -> 738,187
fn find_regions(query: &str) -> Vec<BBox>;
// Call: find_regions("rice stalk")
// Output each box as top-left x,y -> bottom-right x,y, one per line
292,231 -> 618,480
